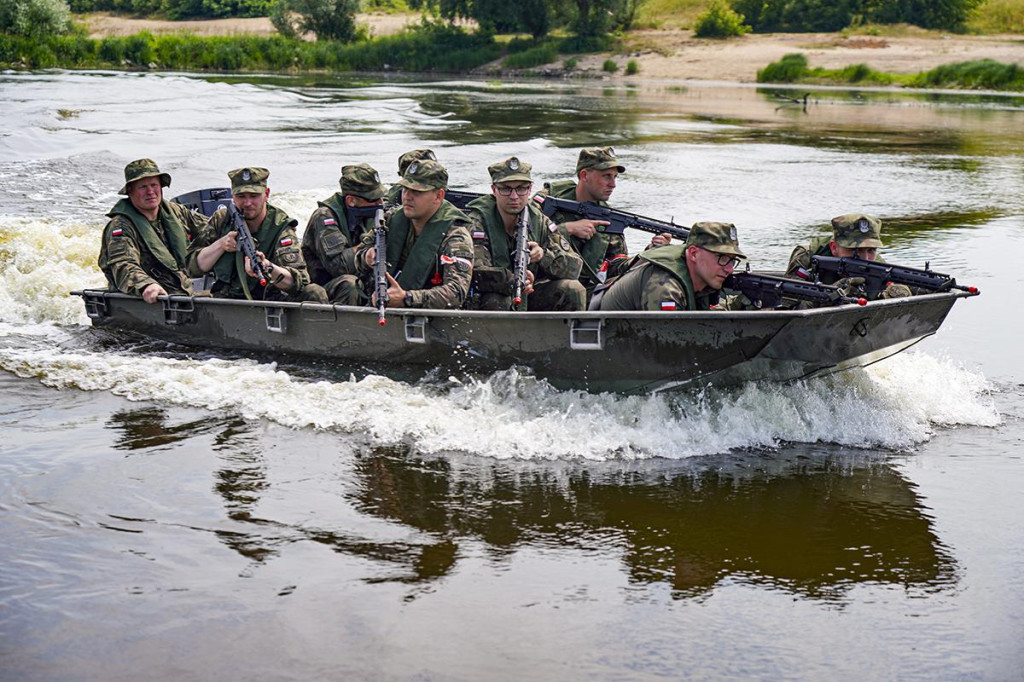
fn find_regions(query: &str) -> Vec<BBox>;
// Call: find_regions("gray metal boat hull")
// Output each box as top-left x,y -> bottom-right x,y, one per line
73,290 -> 971,394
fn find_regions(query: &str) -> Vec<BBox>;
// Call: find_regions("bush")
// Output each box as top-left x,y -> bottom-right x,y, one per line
563,56 -> 579,69
602,58 -> 618,72
757,53 -> 809,82
0,0 -> 71,39
911,59 -> 1024,90
625,58 -> 639,74
693,0 -> 751,38
270,0 -> 361,43
502,42 -> 558,69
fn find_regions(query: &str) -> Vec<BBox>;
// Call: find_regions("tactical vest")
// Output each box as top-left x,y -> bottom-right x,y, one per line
465,195 -> 544,271
546,179 -> 610,283
106,198 -> 190,274
211,204 -> 295,298
387,200 -> 465,291
639,244 -> 714,311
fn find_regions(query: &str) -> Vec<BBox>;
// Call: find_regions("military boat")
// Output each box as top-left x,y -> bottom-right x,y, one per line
71,288 -> 975,394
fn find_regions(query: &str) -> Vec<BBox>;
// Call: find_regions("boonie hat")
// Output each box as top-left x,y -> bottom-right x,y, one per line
398,159 -> 448,192
488,156 -> 533,184
832,213 -> 883,249
685,221 -> 746,258
397,149 -> 436,176
229,167 -> 269,195
119,158 -> 171,195
341,163 -> 385,201
576,146 -> 626,174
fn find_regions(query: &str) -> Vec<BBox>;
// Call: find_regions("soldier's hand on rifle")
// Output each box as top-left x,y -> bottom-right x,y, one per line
564,219 -> 609,241
527,241 -> 543,264
371,272 -> 404,308
363,247 -> 377,268
220,230 -> 239,253
142,282 -> 167,304
524,269 -> 536,296
244,250 -> 272,278
834,276 -> 866,297
648,232 -> 673,248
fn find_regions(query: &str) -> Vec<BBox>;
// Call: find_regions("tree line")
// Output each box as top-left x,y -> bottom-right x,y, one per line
2,0 -> 987,43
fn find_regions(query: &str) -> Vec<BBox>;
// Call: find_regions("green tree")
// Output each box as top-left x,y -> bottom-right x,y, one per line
270,0 -> 361,41
1,0 -> 71,38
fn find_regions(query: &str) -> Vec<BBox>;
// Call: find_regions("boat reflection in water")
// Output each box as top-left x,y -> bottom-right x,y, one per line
106,407 -> 956,603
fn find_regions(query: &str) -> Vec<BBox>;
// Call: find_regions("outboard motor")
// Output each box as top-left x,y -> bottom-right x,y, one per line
171,187 -> 233,218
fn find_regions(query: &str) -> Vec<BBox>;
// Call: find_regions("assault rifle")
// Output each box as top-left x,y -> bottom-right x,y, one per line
443,189 -> 483,211
724,271 -> 866,308
512,208 -> 530,307
809,256 -> 979,296
373,208 -> 388,326
537,196 -> 689,241
230,204 -> 271,288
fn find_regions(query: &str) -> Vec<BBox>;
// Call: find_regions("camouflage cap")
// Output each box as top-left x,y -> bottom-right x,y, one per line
488,156 -> 532,184
341,163 -> 385,201
685,221 -> 746,258
832,213 -> 883,249
228,167 -> 269,195
397,149 -> 437,177
576,146 -> 626,175
398,159 -> 448,192
119,158 -> 171,195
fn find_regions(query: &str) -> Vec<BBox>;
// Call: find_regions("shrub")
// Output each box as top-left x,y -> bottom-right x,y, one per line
757,52 -> 808,82
502,43 -> 558,69
0,0 -> 71,39
694,0 -> 751,38
563,56 -> 579,69
602,58 -> 618,72
625,58 -> 639,74
911,59 -> 1024,90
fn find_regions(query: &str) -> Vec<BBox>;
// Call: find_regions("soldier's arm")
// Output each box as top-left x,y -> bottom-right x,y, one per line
537,217 -> 583,281
468,215 -> 514,295
99,218 -> 158,297
169,202 -> 210,244
411,224 -> 474,309
187,209 -> 229,276
307,207 -> 357,278
785,245 -> 811,277
353,228 -> 378,277
639,272 -> 689,312
267,225 -> 308,295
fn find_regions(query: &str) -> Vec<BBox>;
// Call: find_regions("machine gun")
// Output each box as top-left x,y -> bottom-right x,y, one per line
373,208 -> 389,326
229,204 -> 271,288
537,195 -> 689,241
724,270 -> 866,308
512,208 -> 530,308
809,255 -> 979,297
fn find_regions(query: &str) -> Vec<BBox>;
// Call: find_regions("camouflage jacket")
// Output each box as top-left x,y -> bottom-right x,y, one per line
187,203 -> 310,299
540,179 -> 629,289
598,245 -> 716,311
301,193 -> 376,285
354,200 -> 474,309
465,195 -> 583,301
98,198 -> 207,297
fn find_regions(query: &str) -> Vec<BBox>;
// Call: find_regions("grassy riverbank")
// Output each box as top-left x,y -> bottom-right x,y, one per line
758,53 -> 1024,91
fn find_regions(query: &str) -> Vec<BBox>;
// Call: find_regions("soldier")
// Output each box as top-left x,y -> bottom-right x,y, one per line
187,167 -> 327,302
597,222 -> 744,311
541,146 -> 671,298
786,213 -> 910,299
464,156 -> 586,311
302,163 -> 386,304
383,148 -> 437,209
98,158 -> 208,303
354,159 -> 474,310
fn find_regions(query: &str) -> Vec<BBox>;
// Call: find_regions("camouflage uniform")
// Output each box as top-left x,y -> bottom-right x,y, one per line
98,159 -> 207,297
383,149 -> 437,210
465,157 -> 585,311
186,167 -> 325,302
302,163 -> 386,304
598,222 -> 745,311
539,147 -> 630,296
785,213 -> 909,300
354,159 -> 474,309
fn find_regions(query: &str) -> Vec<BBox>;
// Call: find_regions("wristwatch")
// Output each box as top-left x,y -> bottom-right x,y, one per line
404,292 -> 413,307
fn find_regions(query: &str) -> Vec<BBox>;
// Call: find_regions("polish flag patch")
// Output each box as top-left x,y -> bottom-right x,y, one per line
112,228 -> 123,237
471,231 -> 486,240
323,218 -> 336,225
280,237 -> 293,246
660,301 -> 677,311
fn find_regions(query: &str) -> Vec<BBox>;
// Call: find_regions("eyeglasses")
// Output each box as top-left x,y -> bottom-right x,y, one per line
495,184 -> 532,197
713,253 -> 742,268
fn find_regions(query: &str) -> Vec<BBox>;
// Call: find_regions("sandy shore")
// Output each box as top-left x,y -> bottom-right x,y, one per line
80,12 -> 1024,84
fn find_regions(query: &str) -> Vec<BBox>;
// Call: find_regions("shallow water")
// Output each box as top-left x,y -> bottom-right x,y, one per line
1,71 -> 1022,680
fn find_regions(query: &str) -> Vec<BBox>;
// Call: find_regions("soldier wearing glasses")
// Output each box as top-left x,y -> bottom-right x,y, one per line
595,222 -> 745,311
464,157 -> 586,311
